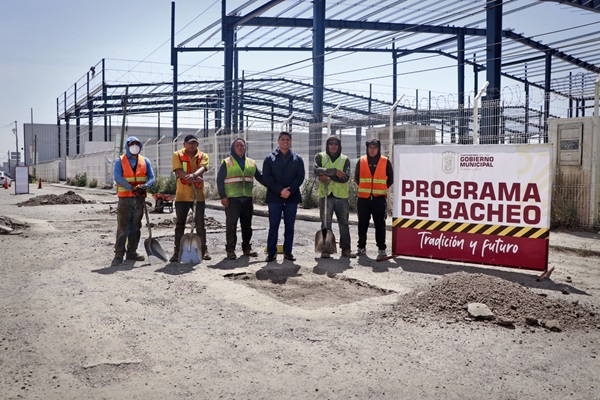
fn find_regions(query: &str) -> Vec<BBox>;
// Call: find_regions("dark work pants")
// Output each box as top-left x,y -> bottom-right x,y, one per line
320,195 -> 351,252
225,197 -> 254,252
114,196 -> 144,258
357,196 -> 387,250
174,201 -> 207,254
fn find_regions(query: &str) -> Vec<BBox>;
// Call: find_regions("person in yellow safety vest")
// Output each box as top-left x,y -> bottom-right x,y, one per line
216,137 -> 265,260
170,134 -> 211,262
314,134 -> 356,259
354,138 -> 394,260
111,136 -> 156,267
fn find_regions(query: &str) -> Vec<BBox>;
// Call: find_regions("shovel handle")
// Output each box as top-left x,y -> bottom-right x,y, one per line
322,180 -> 329,230
143,197 -> 153,239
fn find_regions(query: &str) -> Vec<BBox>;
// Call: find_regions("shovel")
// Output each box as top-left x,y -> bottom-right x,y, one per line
315,180 -> 337,254
142,196 -> 168,261
178,186 -> 203,264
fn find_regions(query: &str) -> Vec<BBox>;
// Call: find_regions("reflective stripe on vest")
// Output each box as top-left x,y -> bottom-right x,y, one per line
317,152 -> 349,199
178,149 -> 203,188
117,155 -> 148,197
223,156 -> 256,198
358,155 -> 388,198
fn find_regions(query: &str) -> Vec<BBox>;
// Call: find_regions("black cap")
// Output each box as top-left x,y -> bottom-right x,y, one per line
184,134 -> 199,143
366,138 -> 380,146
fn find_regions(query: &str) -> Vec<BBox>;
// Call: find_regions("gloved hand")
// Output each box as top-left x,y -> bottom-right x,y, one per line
133,185 -> 148,197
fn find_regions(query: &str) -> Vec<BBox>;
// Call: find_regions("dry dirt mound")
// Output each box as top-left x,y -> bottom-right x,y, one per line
17,191 -> 93,207
155,216 -> 224,229
392,272 -> 600,331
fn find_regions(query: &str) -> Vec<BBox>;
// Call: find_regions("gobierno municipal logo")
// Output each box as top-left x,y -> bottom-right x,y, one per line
458,153 -> 495,169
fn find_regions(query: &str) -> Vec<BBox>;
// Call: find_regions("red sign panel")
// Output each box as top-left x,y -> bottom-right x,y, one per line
392,225 -> 549,271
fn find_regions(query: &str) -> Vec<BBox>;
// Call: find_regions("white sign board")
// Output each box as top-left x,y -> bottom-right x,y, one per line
392,144 -> 552,271
15,166 -> 30,195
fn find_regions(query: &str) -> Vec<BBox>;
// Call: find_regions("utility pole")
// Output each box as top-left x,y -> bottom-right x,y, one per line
13,120 -> 19,166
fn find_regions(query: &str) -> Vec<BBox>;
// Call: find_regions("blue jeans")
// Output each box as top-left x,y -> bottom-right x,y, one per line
267,202 -> 298,255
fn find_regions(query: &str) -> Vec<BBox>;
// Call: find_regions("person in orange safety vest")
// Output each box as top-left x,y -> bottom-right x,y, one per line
111,136 -> 156,267
170,134 -> 211,263
354,138 -> 393,260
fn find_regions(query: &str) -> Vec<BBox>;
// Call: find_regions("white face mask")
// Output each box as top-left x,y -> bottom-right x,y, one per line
129,144 -> 141,155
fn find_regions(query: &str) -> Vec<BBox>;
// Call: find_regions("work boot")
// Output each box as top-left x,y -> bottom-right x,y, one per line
243,248 -> 258,257
110,256 -> 123,267
169,253 -> 179,263
342,249 -> 357,259
203,251 -> 212,261
226,251 -> 237,260
320,252 -> 330,259
126,253 -> 145,261
356,247 -> 366,256
376,249 -> 388,261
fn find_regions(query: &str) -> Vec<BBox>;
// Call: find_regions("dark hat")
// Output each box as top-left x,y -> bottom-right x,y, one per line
278,131 -> 292,139
326,134 -> 341,145
184,134 -> 199,143
366,138 -> 380,146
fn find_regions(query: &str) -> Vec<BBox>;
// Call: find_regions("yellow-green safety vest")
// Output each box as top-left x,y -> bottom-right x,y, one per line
318,152 -> 349,199
223,156 -> 257,198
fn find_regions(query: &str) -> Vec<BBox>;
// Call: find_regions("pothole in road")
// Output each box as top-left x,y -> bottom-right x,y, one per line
225,266 -> 395,310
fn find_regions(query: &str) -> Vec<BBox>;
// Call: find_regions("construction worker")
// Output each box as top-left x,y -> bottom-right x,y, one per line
217,137 -> 264,260
354,138 -> 394,260
314,134 -> 356,259
111,136 -> 156,267
170,134 -> 211,262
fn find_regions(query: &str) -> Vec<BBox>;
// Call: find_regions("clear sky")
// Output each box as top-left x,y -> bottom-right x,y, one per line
0,0 -> 597,165
0,0 -> 214,164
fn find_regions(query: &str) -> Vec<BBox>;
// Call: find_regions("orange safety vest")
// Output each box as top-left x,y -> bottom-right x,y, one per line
357,155 -> 388,198
117,155 -> 148,197
178,149 -> 203,188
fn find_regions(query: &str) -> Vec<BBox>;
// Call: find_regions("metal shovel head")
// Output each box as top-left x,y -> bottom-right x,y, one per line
179,233 -> 202,264
144,237 -> 168,262
315,227 -> 337,254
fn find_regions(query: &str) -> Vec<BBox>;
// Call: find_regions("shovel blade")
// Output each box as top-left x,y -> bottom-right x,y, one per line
179,233 -> 202,264
315,228 -> 337,254
144,238 -> 168,262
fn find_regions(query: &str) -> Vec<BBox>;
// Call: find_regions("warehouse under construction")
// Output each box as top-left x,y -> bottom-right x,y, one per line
18,0 -> 600,228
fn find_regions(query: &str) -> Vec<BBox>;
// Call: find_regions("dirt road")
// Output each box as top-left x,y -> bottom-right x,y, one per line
1,184 -> 599,399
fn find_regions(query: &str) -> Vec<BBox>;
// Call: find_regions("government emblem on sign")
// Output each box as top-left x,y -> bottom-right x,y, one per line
442,151 -> 456,174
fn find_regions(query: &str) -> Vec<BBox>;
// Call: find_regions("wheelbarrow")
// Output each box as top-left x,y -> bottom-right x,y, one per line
153,193 -> 174,213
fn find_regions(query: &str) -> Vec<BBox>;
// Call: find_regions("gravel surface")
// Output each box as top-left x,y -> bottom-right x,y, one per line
1,185 -> 599,399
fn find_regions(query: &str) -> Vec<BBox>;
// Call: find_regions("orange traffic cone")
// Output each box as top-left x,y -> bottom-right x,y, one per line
38,178 -> 42,189
3,180 -> 7,189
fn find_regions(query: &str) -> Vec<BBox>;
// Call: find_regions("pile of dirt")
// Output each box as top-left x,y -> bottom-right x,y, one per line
391,272 -> 600,331
183,215 -> 224,230
156,219 -> 176,227
205,216 -> 224,230
17,191 -> 93,207
156,216 -> 224,230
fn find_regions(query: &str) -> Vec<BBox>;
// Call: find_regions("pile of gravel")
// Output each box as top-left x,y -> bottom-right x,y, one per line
392,272 -> 600,331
